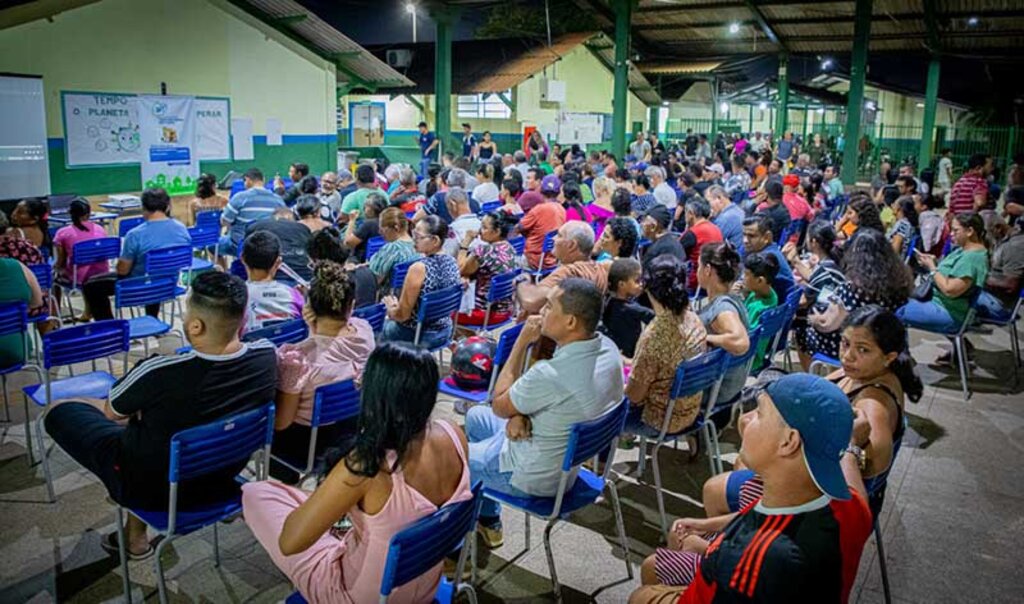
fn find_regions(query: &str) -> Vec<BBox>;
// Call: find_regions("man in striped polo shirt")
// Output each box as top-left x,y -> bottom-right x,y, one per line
219,167 -> 285,256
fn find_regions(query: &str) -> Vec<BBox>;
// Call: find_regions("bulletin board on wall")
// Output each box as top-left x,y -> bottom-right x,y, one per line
556,112 -> 605,146
61,91 -> 231,167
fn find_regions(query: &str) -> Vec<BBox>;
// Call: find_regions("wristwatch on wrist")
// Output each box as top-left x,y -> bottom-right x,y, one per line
845,444 -> 867,471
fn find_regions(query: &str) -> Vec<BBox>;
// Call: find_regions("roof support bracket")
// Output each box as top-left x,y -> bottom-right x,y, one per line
496,92 -> 516,112
404,94 -> 424,112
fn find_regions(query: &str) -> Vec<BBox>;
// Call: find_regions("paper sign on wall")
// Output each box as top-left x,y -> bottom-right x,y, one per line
195,97 -> 230,160
266,118 -> 283,146
231,118 -> 254,160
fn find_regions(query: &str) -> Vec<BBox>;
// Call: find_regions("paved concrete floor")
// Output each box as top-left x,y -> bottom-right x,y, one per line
0,322 -> 1021,603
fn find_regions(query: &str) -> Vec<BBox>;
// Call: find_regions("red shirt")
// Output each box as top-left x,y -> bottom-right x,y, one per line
684,220 -> 723,290
679,490 -> 872,604
519,201 -> 565,269
948,172 -> 987,216
781,192 -> 814,221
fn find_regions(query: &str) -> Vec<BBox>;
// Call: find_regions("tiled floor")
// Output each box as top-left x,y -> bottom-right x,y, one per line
1,322 -> 1022,603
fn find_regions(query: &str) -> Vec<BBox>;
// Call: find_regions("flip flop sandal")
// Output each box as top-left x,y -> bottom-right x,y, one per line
100,531 -> 154,561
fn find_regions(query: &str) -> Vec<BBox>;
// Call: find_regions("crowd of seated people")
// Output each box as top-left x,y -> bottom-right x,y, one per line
3,134 -> 1023,604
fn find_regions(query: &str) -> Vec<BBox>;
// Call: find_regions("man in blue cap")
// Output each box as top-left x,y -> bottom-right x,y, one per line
630,373 -> 873,604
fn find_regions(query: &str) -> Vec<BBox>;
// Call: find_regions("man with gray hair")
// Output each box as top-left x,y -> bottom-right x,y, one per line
517,221 -> 607,314
706,184 -> 745,250
442,187 -> 481,256
647,165 -> 677,209
513,150 -> 530,180
317,171 -> 342,219
413,167 -> 480,224
680,196 -> 724,290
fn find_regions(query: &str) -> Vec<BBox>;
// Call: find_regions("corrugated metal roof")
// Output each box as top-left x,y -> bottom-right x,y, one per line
465,31 -> 597,93
234,0 -> 413,88
638,61 -> 724,75
586,33 -> 662,105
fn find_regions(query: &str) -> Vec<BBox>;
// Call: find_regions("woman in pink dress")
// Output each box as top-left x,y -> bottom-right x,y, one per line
560,180 -> 592,224
53,198 -> 108,319
587,176 -> 617,238
242,342 -> 471,604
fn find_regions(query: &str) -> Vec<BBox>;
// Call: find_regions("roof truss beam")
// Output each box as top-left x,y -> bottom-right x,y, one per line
743,0 -> 784,50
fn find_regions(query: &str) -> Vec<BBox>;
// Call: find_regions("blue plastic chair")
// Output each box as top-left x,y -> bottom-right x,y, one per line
26,264 -> 56,330
438,323 -> 524,406
118,216 -> 145,238
116,403 -> 275,604
353,302 -> 386,335
145,245 -> 193,278
479,200 -> 502,215
287,483 -> 484,604
755,302 -> 795,372
900,288 -> 981,399
242,317 -> 309,347
390,258 -> 417,294
114,275 -> 184,355
704,327 -> 764,474
975,287 -> 1023,376
60,237 -> 120,318
809,351 -> 842,377
365,235 -> 386,261
507,235 -> 525,257
635,349 -> 728,539
22,319 -> 131,502
903,233 -> 919,264
455,270 -> 520,334
774,286 -> 804,371
476,399 -> 632,597
194,209 -> 222,229
0,302 -> 44,436
270,379 -> 360,481
523,231 -> 557,282
187,225 -> 219,271
412,285 -> 463,350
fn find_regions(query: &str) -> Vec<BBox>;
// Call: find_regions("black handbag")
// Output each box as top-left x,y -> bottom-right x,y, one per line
911,273 -> 934,302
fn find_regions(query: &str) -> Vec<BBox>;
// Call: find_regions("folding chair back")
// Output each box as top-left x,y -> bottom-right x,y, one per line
195,210 -> 222,228
145,245 -> 192,277
353,303 -> 386,334
755,305 -> 791,368
563,399 -> 629,471
188,226 -> 220,250
0,302 -> 29,364
40,319 -> 130,370
311,379 -> 361,427
28,264 -> 53,292
414,285 -> 463,347
118,216 -> 145,238
904,234 -> 919,263
670,348 -> 728,403
486,271 -> 518,306
365,236 -> 386,261
479,201 -> 502,214
379,483 -> 483,600
391,259 -> 417,292
115,275 -> 179,309
71,238 -> 121,287
242,318 -> 309,347
493,323 -> 523,369
508,235 -> 525,256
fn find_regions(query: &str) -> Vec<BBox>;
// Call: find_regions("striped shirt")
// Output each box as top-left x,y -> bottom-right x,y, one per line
222,187 -> 285,243
948,172 -> 987,216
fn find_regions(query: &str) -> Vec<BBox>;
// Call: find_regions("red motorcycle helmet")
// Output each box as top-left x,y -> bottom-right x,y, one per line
449,336 -> 497,390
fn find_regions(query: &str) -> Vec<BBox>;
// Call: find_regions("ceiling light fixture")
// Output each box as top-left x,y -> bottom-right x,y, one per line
820,57 -> 834,70
719,102 -> 729,113
758,101 -> 768,110
728,22 -> 740,34
967,16 -> 979,27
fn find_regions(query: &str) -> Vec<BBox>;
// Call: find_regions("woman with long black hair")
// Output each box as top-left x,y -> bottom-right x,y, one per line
53,198 -> 108,319
243,342 -> 471,603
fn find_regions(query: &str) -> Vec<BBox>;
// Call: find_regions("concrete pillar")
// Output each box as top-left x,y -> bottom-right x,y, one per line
918,58 -> 941,169
611,0 -> 633,162
841,0 -> 872,184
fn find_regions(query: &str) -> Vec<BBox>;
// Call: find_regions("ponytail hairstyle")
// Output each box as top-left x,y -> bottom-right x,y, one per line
196,173 -> 217,199
561,181 -> 587,220
842,305 -> 924,403
643,255 -> 690,315
806,219 -> 841,264
21,198 -> 51,252
70,197 -> 92,232
699,241 -> 742,284
483,210 -> 518,239
307,260 -> 355,321
896,195 -> 919,228
476,162 -> 494,182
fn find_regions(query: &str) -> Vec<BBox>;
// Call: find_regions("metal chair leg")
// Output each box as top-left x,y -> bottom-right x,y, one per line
651,440 -> 669,541
116,507 -> 133,604
702,426 -> 717,477
524,512 -> 531,550
874,520 -> 892,604
35,413 -> 55,502
155,534 -> 175,604
542,519 -> 561,601
636,435 -> 647,476
213,522 -> 221,567
606,481 -> 633,579
954,336 -> 971,400
1,375 -> 9,423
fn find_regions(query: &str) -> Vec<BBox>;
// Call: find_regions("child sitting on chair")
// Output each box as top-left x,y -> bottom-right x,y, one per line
240,230 -> 303,335
598,257 -> 654,359
742,251 -> 780,371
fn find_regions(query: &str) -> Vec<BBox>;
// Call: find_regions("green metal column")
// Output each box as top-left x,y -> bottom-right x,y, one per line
748,104 -> 753,133
648,106 -> 658,135
432,7 -> 459,157
918,58 -> 941,169
710,79 -> 718,136
841,0 -> 872,184
611,0 -> 633,162
801,108 -> 809,142
774,53 -> 789,136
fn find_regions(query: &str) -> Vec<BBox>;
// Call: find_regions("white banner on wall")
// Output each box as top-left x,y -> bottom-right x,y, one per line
231,117 -> 254,160
139,95 -> 198,195
62,92 -> 231,166
195,97 -> 230,160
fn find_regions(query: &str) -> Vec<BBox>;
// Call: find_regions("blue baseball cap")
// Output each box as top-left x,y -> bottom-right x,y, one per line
765,374 -> 853,500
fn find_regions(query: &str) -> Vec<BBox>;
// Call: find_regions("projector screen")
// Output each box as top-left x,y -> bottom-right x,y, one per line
0,75 -> 51,200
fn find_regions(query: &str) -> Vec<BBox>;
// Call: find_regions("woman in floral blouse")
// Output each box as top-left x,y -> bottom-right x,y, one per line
455,211 -> 519,326
625,255 -> 708,434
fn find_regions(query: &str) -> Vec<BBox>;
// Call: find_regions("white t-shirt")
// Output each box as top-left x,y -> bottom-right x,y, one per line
654,182 -> 678,209
937,157 -> 953,190
472,182 -> 500,204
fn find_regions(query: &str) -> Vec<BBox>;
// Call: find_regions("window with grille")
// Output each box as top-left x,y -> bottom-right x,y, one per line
457,90 -> 512,119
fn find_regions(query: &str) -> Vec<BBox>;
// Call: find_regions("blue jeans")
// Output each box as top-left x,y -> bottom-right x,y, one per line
419,157 -> 431,178
380,319 -> 452,350
465,405 -> 532,523
975,290 -> 1014,323
216,234 -> 239,257
896,299 -> 958,333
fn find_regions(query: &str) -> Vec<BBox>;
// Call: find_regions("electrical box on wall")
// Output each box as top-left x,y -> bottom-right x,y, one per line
539,79 -> 566,103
